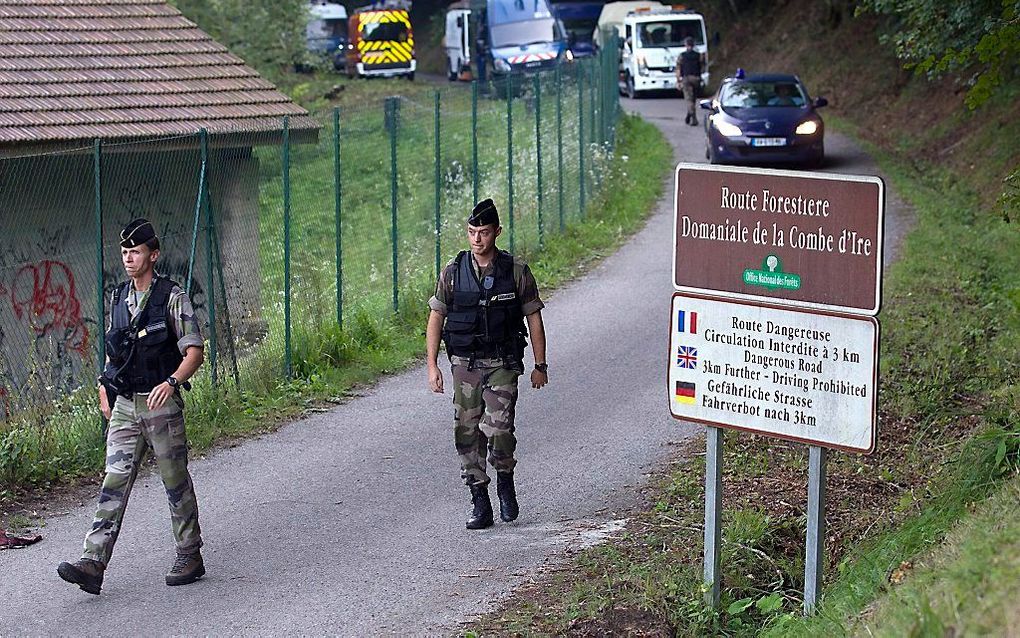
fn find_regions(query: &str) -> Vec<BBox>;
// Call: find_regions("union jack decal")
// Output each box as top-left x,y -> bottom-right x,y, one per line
676,345 -> 698,369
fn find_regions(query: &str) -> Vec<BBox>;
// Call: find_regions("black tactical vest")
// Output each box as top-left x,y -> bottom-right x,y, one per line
442,250 -> 527,363
103,276 -> 183,395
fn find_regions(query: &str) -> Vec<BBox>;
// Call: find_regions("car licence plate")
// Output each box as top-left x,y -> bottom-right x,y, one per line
751,137 -> 787,147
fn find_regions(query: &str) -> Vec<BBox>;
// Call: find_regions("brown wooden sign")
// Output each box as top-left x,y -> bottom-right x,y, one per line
673,164 -> 884,315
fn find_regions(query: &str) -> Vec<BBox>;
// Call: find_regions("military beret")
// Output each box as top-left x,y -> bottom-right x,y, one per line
468,198 -> 500,227
119,218 -> 157,248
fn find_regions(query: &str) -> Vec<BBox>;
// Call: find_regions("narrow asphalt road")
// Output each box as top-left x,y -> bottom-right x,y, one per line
0,94 -> 910,636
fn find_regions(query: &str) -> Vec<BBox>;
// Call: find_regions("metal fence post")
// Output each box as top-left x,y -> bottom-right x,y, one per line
434,90 -> 442,280
578,63 -> 586,219
93,139 -> 104,374
556,64 -> 564,233
472,80 -> 479,205
201,129 -> 217,386
534,74 -> 544,249
334,107 -> 343,330
506,74 -> 515,254
283,116 -> 292,378
388,97 -> 399,313
589,60 -> 596,151
186,132 -> 207,295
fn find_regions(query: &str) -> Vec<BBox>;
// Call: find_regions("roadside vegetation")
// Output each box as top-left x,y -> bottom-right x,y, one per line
0,110 -> 671,518
466,0 -> 1019,635
1,0 -> 666,516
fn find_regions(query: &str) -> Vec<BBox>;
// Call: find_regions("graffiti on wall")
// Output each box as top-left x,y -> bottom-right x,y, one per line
9,260 -> 90,358
0,221 -> 98,417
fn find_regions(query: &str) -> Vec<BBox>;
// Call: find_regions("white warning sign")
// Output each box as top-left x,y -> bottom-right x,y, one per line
668,292 -> 879,453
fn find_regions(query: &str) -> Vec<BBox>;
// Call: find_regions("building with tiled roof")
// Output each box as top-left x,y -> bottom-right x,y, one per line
0,0 -> 319,151
0,0 -> 314,414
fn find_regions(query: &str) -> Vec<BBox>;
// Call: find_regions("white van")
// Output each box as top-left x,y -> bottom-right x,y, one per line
444,3 -> 472,81
306,1 -> 349,70
598,3 -> 709,98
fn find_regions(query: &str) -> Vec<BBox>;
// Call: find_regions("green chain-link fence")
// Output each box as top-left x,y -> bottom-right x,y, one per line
0,46 -> 620,436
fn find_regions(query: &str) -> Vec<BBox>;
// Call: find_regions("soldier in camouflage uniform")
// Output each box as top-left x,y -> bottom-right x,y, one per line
58,219 -> 206,595
426,199 -> 549,529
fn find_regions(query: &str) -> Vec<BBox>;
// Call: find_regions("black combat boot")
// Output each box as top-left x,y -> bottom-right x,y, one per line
466,483 -> 494,530
166,551 -> 205,586
496,472 -> 519,522
57,558 -> 104,595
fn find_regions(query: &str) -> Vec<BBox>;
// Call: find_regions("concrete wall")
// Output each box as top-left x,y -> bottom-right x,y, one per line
0,145 -> 261,419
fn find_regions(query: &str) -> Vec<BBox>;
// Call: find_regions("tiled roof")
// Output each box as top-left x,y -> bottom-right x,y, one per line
0,0 -> 319,148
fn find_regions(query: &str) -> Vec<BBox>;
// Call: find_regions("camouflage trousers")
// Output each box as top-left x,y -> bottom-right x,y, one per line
683,75 -> 700,118
452,363 -> 521,487
82,392 -> 202,566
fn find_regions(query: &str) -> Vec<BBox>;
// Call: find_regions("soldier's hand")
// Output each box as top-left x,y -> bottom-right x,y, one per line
428,365 -> 445,394
98,385 -> 112,420
531,369 -> 548,389
146,381 -> 173,410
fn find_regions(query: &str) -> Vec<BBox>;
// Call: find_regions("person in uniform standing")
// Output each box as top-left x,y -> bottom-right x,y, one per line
425,199 -> 549,530
676,36 -> 706,126
58,218 -> 207,595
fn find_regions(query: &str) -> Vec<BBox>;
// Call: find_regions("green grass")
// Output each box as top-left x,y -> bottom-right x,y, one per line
846,475 -> 1020,637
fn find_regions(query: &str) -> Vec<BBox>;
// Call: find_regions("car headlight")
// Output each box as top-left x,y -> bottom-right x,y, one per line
795,120 -> 819,135
636,53 -> 648,76
494,58 -> 511,73
713,117 -> 742,137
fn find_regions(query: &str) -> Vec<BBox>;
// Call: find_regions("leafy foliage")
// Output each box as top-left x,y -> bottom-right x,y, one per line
857,0 -> 1020,108
168,0 -> 310,85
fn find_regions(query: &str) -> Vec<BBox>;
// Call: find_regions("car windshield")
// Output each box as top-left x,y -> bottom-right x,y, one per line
362,20 -> 409,42
636,19 -> 703,48
491,18 -> 556,48
490,0 -> 553,25
720,80 -> 808,108
560,18 -> 596,44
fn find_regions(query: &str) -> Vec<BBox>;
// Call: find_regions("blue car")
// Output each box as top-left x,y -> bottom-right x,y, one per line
699,72 -> 827,167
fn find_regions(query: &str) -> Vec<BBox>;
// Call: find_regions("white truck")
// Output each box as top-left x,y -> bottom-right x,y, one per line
596,2 -> 708,98
444,2 -> 472,81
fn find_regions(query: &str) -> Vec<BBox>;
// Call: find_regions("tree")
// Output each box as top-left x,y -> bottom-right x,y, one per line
858,0 -> 1019,220
169,0 -> 310,85
857,0 -> 1019,108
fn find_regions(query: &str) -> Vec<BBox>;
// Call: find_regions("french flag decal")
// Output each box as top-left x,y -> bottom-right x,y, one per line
677,310 -> 698,334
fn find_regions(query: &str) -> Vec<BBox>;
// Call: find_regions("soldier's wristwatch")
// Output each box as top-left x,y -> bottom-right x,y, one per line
534,363 -> 549,374
166,376 -> 179,389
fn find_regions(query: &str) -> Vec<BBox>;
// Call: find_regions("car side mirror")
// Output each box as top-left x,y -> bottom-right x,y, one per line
699,99 -> 714,112
815,97 -> 828,108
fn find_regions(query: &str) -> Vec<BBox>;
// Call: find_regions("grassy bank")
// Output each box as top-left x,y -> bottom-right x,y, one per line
466,107 -> 1019,638
0,112 -> 670,513
465,5 -> 1019,636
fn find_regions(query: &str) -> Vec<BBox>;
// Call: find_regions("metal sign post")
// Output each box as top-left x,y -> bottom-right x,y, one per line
703,426 -> 723,607
804,445 -> 827,614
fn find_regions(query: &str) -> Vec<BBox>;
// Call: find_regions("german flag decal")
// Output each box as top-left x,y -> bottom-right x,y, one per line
675,381 -> 696,404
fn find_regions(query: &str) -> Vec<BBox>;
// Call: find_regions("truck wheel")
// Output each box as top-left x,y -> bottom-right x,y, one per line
407,72 -> 415,81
